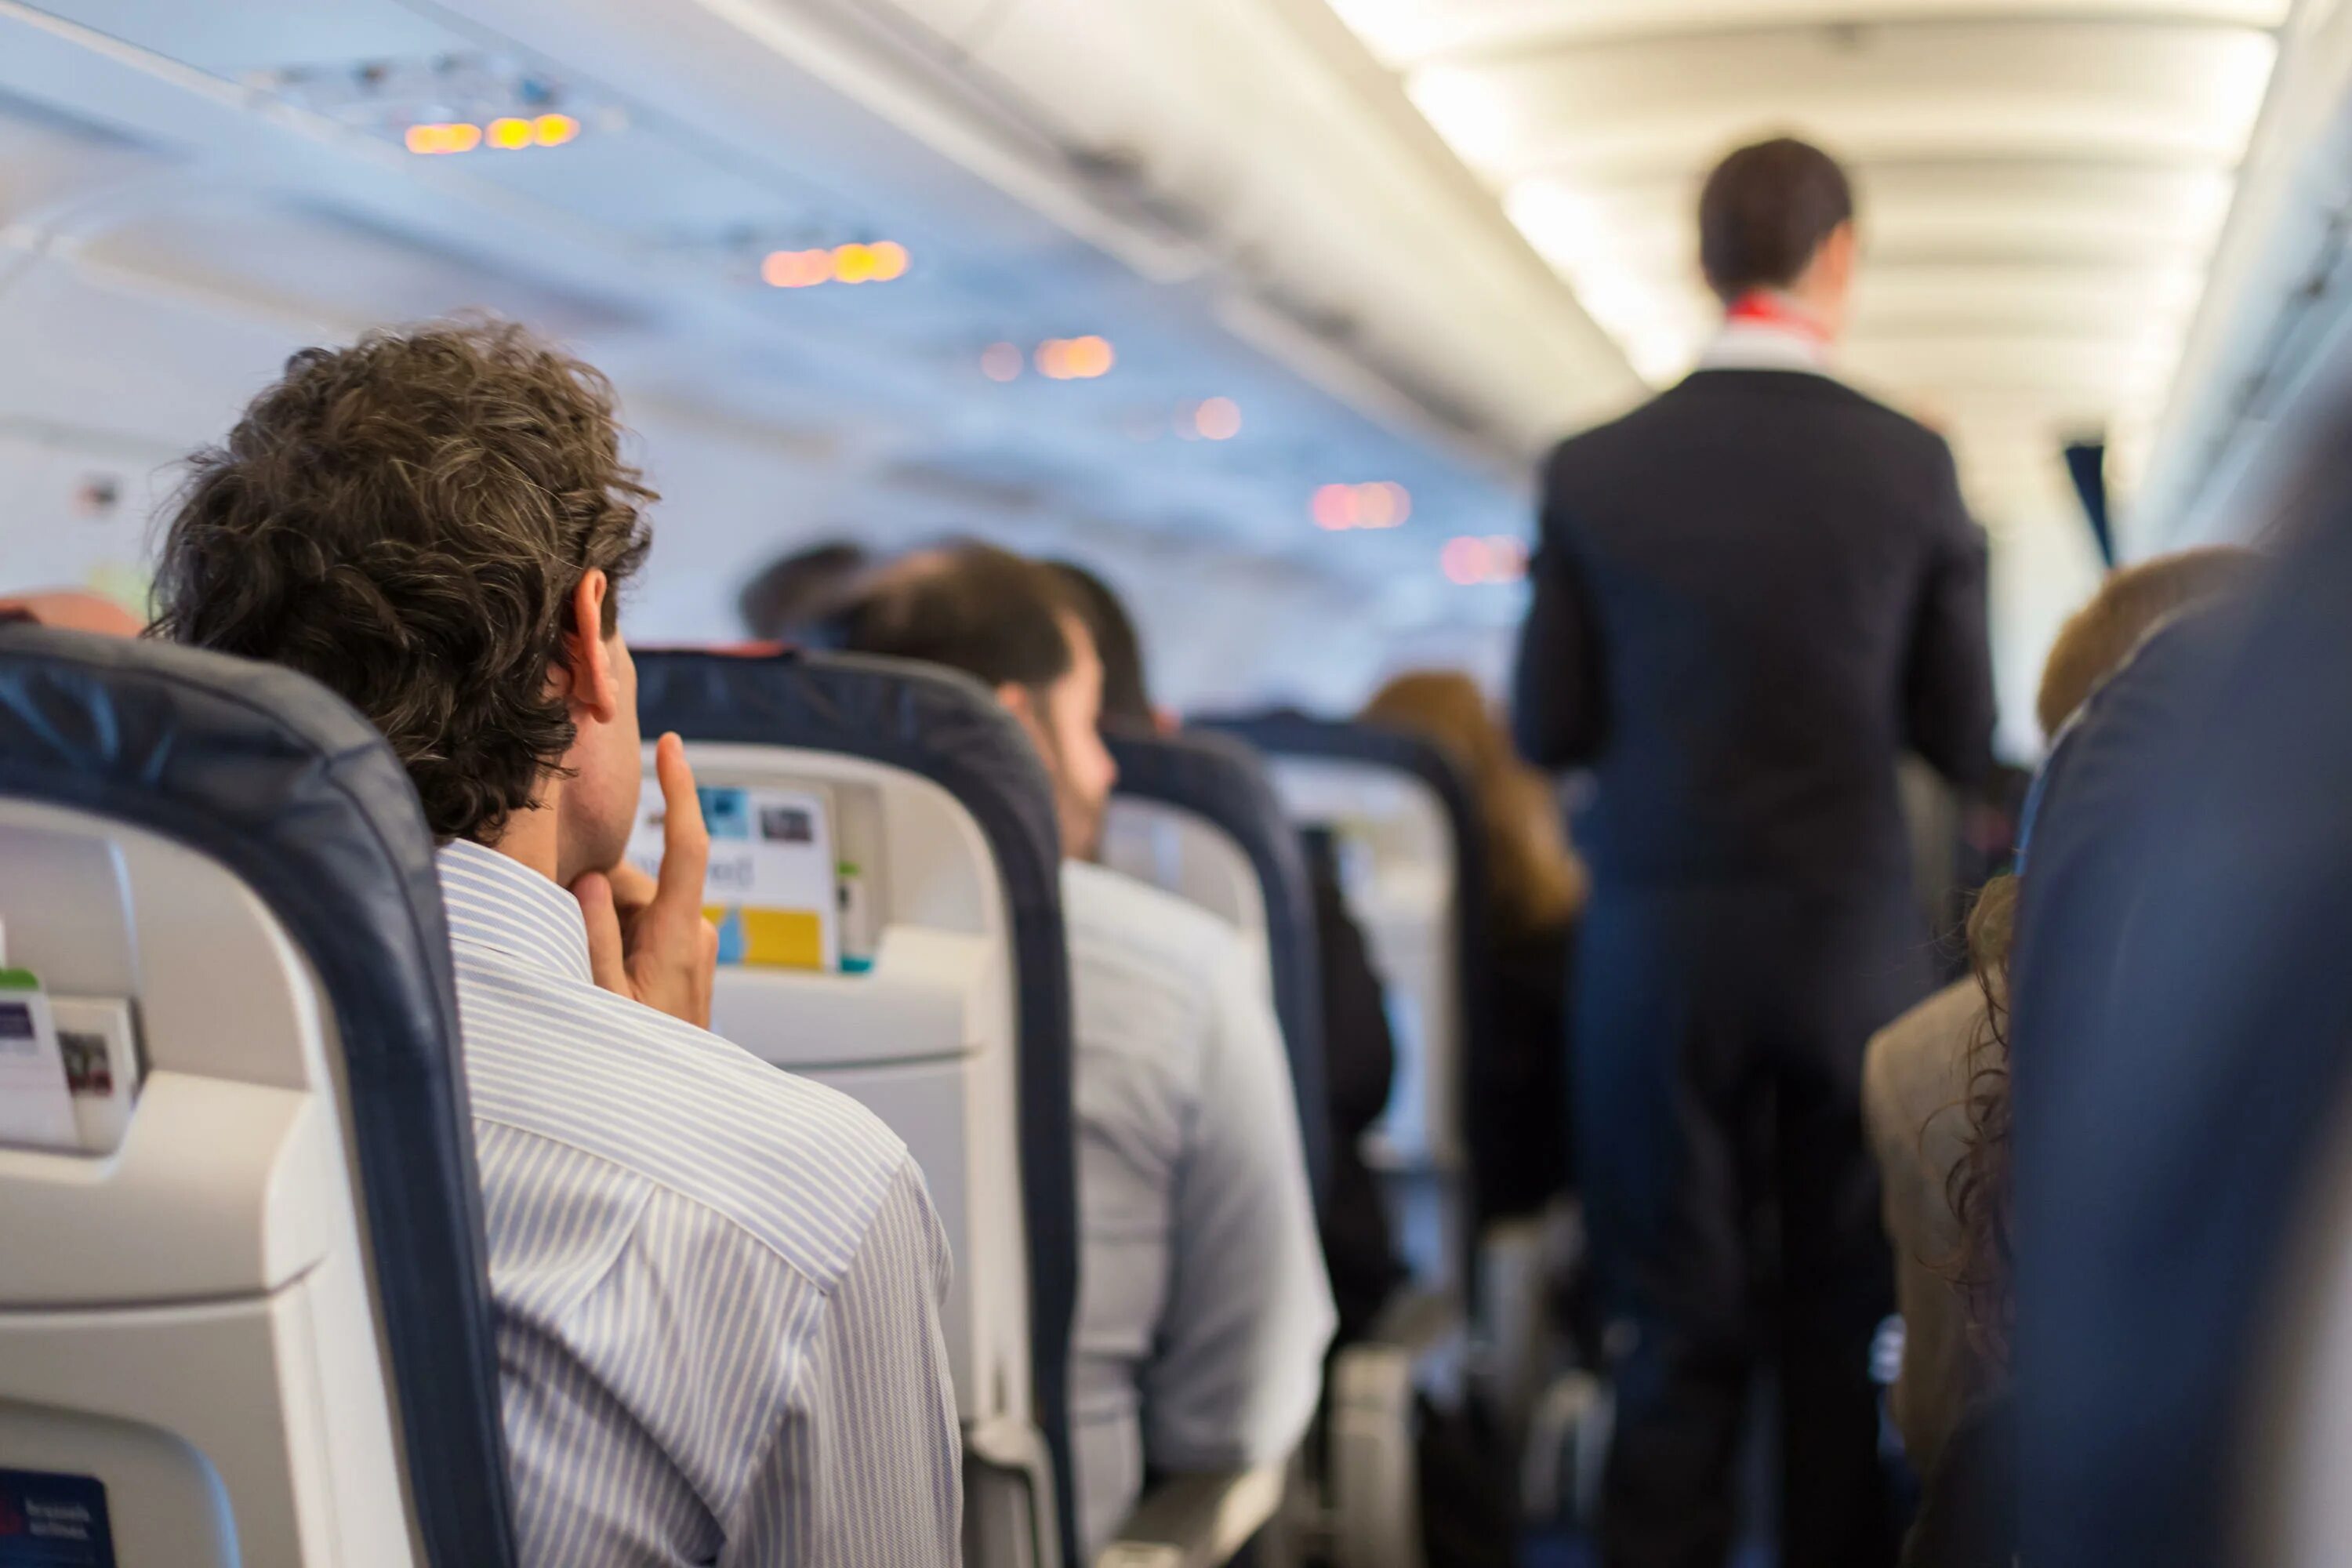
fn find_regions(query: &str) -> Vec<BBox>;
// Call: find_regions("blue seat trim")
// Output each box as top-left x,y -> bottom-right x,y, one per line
0,625 -> 514,1568
1105,726 -> 1332,1210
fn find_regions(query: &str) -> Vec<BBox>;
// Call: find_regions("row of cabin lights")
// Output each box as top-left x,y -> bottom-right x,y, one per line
405,114 -> 580,154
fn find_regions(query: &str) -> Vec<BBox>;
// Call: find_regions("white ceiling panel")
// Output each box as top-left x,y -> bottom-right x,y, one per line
1330,0 -> 2287,525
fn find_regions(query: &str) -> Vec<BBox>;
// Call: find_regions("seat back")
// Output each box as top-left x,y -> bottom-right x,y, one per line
1196,713 -> 1489,1294
0,626 -> 512,1567
635,647 -> 1078,1568
1098,727 -> 1330,1208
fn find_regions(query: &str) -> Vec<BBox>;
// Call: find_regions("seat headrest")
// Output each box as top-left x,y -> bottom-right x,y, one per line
0,624 -> 514,1568
1106,726 -> 1331,1208
633,644 -> 1080,1559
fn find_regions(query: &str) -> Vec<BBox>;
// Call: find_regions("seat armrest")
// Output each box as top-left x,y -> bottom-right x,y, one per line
1095,1461 -> 1288,1568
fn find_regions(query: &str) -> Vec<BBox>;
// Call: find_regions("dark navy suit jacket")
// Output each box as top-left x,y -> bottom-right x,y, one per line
1514,367 -> 1997,896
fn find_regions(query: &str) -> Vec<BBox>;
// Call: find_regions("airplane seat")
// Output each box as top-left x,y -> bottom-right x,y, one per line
1095,726 -> 1334,1563
1194,713 -> 1537,1568
633,645 -> 1078,1568
0,624 -> 514,1566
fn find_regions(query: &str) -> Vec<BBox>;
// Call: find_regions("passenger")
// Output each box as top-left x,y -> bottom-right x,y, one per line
1512,134 -> 1998,1568
151,321 -> 962,1567
1363,670 -> 1587,1228
843,543 -> 1334,1556
739,539 -> 869,646
1045,557 -> 1408,1343
1864,546 -> 2255,1479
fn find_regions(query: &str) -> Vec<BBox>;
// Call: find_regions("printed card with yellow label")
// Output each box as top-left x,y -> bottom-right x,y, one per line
630,783 -> 840,971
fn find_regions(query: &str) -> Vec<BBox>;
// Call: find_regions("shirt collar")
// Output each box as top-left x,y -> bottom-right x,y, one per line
1697,292 -> 1836,376
436,838 -> 595,985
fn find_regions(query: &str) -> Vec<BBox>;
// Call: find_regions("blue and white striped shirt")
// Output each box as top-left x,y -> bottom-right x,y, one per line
437,840 -> 963,1567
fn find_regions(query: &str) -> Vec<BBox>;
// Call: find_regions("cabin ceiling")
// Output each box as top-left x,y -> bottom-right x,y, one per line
1325,0 -> 2288,528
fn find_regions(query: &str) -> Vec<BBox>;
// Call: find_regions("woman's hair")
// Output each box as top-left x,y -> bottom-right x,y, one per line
1949,871 -> 2020,1367
151,318 -> 653,846
1361,670 -> 1587,933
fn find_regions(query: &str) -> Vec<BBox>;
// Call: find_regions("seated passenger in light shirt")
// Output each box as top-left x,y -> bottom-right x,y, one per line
842,541 -> 1336,1557
152,320 -> 963,1568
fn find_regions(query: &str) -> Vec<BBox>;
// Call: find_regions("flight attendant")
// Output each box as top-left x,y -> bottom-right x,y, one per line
1513,136 -> 1995,1568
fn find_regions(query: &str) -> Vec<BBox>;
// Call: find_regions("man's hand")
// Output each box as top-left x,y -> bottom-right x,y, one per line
572,732 -> 718,1028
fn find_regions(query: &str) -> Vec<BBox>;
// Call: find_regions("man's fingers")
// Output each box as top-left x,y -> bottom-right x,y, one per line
571,871 -> 630,995
652,732 -> 709,903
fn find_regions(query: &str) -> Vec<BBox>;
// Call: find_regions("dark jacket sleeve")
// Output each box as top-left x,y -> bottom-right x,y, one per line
1903,441 -> 1998,786
1513,456 -> 1607,768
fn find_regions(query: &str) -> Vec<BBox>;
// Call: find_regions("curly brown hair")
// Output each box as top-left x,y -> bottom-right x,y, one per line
151,318 -> 653,844
1947,871 -> 2018,1368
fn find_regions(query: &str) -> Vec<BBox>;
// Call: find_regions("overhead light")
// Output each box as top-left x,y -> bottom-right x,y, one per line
760,249 -> 832,289
1192,397 -> 1242,441
760,242 -> 913,290
1442,535 -> 1527,585
404,112 -> 584,156
1037,336 -> 1116,380
1312,482 -> 1411,531
404,122 -> 482,155
981,342 -> 1025,382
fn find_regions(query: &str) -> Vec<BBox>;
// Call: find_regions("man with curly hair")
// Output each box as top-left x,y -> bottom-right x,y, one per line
154,319 -> 962,1566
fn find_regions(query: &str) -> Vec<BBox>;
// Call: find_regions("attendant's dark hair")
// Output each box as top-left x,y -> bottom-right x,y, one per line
840,541 -> 1075,691
1697,136 -> 1854,303
151,318 -> 653,846
1044,560 -> 1151,728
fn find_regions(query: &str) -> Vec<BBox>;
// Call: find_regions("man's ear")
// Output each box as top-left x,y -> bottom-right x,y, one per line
562,569 -> 621,724
996,681 -> 1051,753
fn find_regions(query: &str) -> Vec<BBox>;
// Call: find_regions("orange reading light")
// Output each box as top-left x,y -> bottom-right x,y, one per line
405,122 -> 483,155
532,113 -> 581,147
868,241 -> 909,281
760,249 -> 833,289
486,116 -> 534,150
1037,336 -> 1114,379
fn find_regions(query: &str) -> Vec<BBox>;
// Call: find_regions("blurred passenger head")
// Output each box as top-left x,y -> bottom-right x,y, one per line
1698,135 -> 1857,328
1044,559 -> 1160,732
2036,546 -> 2257,742
152,318 -> 655,873
1361,669 -> 1586,933
843,542 -> 1118,858
739,539 -> 869,644
0,590 -> 144,637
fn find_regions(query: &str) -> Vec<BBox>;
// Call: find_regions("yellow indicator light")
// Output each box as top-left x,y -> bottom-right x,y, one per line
833,243 -> 878,284
869,241 -> 909,281
487,117 -> 534,151
533,113 -> 581,147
